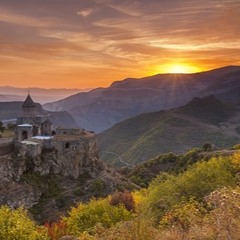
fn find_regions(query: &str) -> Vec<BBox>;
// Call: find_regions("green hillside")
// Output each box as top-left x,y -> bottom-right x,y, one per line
98,96 -> 240,166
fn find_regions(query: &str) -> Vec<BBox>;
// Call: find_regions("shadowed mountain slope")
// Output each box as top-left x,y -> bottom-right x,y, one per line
97,96 -> 240,166
43,66 -> 240,132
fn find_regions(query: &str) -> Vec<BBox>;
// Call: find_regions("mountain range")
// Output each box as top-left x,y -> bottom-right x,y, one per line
43,66 -> 240,132
1,66 -> 240,165
97,95 -> 240,166
0,86 -> 91,104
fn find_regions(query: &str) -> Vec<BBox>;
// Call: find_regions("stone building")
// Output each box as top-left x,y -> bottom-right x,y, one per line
14,94 -> 97,169
16,94 -> 53,141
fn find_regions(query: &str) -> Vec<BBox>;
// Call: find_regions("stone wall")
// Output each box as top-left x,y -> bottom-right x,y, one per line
0,141 -> 14,156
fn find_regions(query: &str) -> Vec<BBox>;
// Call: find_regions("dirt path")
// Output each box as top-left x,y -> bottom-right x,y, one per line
105,151 -> 135,168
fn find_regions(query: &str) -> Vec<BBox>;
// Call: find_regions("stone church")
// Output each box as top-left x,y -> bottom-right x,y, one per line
0,93 -> 100,180
16,94 -> 53,141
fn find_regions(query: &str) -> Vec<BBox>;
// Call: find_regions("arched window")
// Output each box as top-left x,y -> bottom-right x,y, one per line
22,131 -> 28,140
65,142 -> 70,149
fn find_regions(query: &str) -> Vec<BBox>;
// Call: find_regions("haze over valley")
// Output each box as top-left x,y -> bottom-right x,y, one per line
0,86 -> 91,104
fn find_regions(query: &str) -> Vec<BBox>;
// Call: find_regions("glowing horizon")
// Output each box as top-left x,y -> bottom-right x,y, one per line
0,0 -> 239,88
151,63 -> 202,75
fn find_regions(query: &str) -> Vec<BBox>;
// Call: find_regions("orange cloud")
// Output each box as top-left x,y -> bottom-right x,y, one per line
0,0 -> 239,88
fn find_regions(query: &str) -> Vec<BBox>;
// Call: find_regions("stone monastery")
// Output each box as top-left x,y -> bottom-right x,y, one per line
16,94 -> 53,140
15,94 -> 95,158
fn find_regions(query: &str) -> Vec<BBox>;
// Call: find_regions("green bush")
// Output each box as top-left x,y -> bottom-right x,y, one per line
232,144 -> 240,150
202,142 -> 213,151
64,198 -> 133,236
145,155 -> 237,222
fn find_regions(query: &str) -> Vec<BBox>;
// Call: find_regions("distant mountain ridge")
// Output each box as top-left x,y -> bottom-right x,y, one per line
0,94 -> 22,102
0,86 -> 91,104
43,65 -> 240,132
97,95 -> 240,166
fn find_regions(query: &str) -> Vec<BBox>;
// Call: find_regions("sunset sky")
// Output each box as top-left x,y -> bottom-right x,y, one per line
0,0 -> 240,88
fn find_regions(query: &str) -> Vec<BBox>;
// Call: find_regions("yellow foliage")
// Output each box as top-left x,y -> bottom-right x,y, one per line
0,205 -> 49,240
230,153 -> 240,172
160,199 -> 204,231
132,189 -> 147,206
64,198 -> 133,236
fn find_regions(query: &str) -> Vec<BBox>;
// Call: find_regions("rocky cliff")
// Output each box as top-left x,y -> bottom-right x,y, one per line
0,137 -> 135,223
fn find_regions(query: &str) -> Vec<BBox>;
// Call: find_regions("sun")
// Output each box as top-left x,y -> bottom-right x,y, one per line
167,64 -> 200,73
170,64 -> 189,73
154,63 -> 202,74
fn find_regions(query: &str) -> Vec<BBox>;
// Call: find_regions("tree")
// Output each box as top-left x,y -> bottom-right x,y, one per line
0,121 -> 5,136
109,191 -> 135,212
202,142 -> 213,151
145,155 -> 237,222
64,198 -> 133,236
7,123 -> 16,130
0,206 -> 49,240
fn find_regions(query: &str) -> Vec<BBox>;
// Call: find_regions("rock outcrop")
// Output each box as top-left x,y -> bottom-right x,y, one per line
0,134 -> 136,223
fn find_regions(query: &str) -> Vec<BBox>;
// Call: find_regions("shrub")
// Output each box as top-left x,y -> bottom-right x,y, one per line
0,121 -> 5,133
232,144 -> 240,150
202,142 -> 213,151
145,155 -> 237,222
44,221 -> 67,240
109,191 -> 135,212
64,198 -> 133,236
0,206 -> 48,240
160,199 -> 205,231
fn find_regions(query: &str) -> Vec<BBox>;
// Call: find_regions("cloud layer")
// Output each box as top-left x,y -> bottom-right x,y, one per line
0,0 -> 239,88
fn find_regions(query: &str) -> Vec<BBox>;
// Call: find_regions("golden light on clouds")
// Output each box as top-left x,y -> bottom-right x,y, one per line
0,0 -> 239,88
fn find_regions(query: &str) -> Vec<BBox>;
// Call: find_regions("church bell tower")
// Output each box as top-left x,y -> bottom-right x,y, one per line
22,93 -> 36,118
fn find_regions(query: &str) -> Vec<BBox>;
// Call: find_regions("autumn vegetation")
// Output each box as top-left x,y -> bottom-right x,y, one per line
1,151 -> 240,239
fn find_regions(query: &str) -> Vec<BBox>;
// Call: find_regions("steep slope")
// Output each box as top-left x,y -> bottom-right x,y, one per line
97,96 -> 240,166
0,136 -> 136,223
175,95 -> 237,124
126,148 -> 239,187
43,66 -> 240,132
215,87 -> 240,105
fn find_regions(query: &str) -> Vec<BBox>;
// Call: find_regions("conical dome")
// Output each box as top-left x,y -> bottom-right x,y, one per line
22,93 -> 36,118
22,94 -> 35,108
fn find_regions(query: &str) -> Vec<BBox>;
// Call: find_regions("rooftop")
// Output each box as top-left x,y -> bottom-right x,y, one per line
32,136 -> 53,140
22,94 -> 35,108
18,123 -> 33,127
21,140 -> 39,145
54,131 -> 94,141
